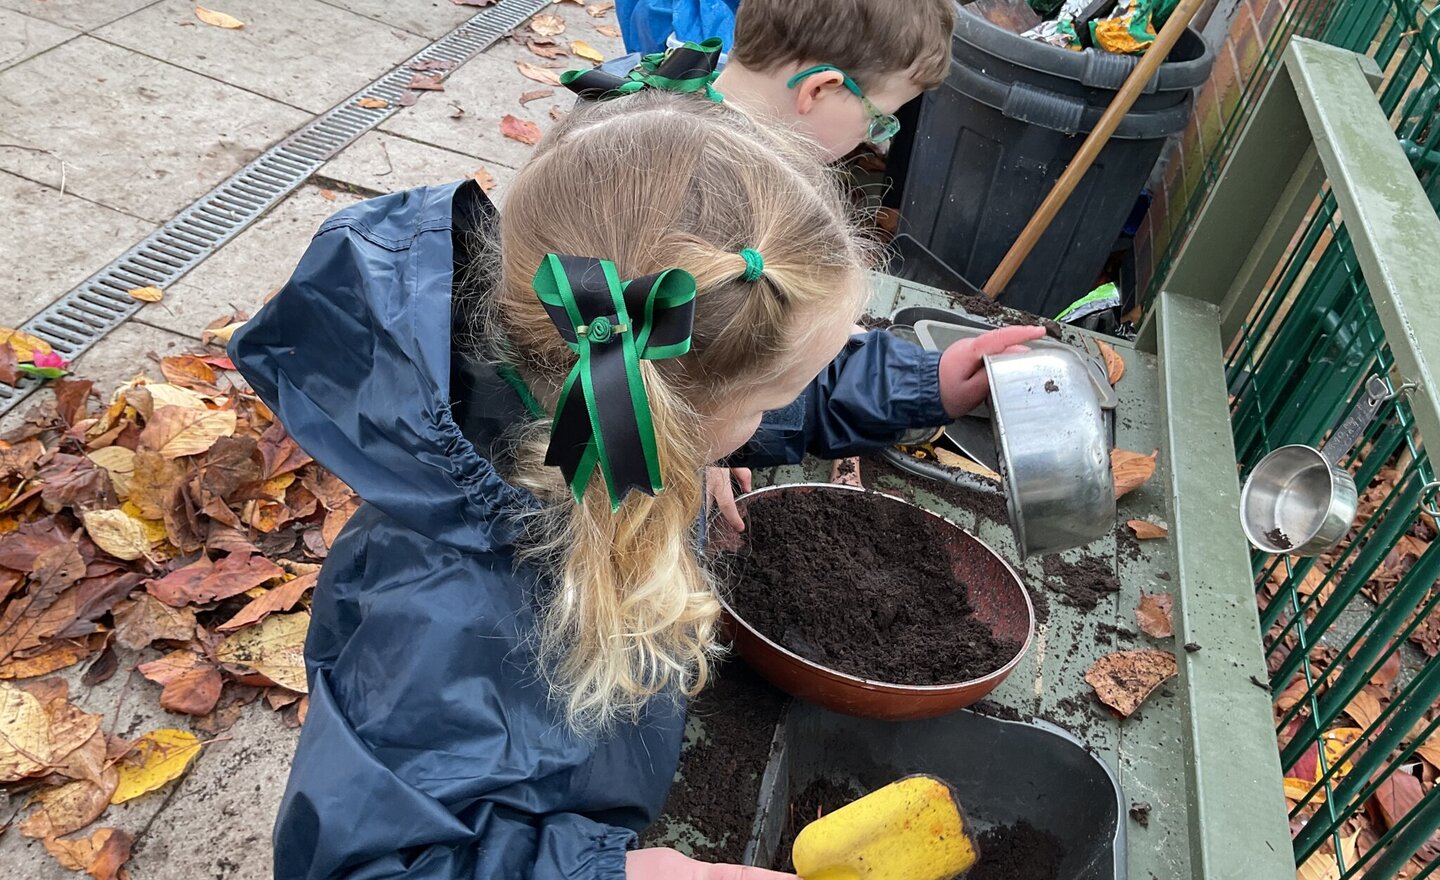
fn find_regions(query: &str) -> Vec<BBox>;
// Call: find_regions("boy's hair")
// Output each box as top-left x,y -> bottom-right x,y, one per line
469,92 -> 869,732
730,0 -> 956,90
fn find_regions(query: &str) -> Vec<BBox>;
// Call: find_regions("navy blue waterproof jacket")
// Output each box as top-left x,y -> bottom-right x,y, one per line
229,180 -> 946,880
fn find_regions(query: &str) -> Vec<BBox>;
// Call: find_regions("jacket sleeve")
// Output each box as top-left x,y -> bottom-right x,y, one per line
729,330 -> 948,468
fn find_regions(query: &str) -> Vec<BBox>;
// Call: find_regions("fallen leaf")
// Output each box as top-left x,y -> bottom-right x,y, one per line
110,728 -> 202,804
194,5 -> 244,28
128,451 -> 185,520
596,24 -> 621,37
1285,728 -> 1361,804
501,114 -> 543,145
160,354 -> 221,392
43,827 -> 132,880
1085,649 -> 1177,718
933,447 -> 1002,481
1135,593 -> 1174,639
407,73 -> 445,91
53,378 -> 94,425
160,664 -> 223,716
259,423 -> 312,479
0,682 -> 103,782
126,286 -> 163,303
410,59 -> 457,72
356,96 -> 389,109
1112,448 -> 1158,499
571,39 -> 604,62
451,0 -> 500,5
322,496 -> 362,547
0,327 -> 52,361
146,553 -> 283,606
0,438 -> 46,479
30,540 -> 87,602
549,106 -> 566,122
447,102 -> 466,118
519,88 -> 555,105
112,594 -> 196,651
529,13 -> 566,35
526,37 -> 569,59
80,509 -> 150,561
515,60 -> 562,86
87,447 -> 136,498
471,167 -> 496,192
1097,340 -> 1125,384
19,768 -> 119,838
136,650 -> 202,686
1372,649 -> 1401,688
586,0 -> 614,15
0,640 -> 91,680
216,611 -> 310,692
139,404 -> 236,459
1296,850 -> 1339,880
1372,770 -> 1430,833
1127,519 -> 1168,540
0,342 -> 19,384
217,571 -> 317,631
1342,686 -> 1385,732
81,643 -> 119,687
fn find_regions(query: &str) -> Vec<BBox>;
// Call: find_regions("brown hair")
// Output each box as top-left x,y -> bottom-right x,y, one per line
465,92 -> 870,731
730,0 -> 956,90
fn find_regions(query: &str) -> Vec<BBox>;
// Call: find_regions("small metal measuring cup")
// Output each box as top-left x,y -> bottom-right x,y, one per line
1240,376 -> 1391,556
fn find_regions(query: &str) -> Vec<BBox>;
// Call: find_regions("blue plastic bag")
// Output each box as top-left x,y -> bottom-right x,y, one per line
616,0 -> 741,55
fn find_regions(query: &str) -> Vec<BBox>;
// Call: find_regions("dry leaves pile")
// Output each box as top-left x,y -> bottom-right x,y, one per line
0,329 -> 356,876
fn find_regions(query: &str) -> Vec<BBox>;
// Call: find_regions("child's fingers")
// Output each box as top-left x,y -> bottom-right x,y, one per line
971,324 -> 1047,356
732,467 -> 753,495
703,865 -> 798,880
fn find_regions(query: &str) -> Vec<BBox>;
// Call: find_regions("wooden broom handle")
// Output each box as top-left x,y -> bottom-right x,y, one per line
982,0 -> 1209,299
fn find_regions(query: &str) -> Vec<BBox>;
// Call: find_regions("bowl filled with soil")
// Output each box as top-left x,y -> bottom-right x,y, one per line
716,483 -> 1034,720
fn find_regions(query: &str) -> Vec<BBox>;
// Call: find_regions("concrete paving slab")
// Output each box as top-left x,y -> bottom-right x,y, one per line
316,0 -> 478,39
95,0 -> 428,115
69,320 -> 199,400
0,0 -> 155,32
140,186 -> 361,337
0,36 -> 310,223
0,8 -> 77,70
318,131 -> 516,201
1,171 -> 155,326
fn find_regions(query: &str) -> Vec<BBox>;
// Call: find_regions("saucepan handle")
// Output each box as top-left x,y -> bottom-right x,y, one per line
1319,376 -> 1390,468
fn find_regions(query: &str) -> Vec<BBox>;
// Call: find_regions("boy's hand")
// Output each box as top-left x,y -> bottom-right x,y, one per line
938,325 -> 1047,418
627,848 -> 796,879
706,466 -> 752,532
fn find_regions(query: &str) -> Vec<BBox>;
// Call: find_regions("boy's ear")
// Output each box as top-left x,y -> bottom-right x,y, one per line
791,69 -> 846,117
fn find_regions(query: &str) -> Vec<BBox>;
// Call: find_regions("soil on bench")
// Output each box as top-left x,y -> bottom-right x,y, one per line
637,663 -> 787,863
944,290 -> 1064,339
776,776 -> 870,871
724,489 -> 1020,685
970,820 -> 1067,880
1040,552 -> 1121,611
862,453 -> 1010,527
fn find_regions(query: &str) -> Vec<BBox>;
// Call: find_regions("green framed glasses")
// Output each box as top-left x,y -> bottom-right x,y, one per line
786,64 -> 902,145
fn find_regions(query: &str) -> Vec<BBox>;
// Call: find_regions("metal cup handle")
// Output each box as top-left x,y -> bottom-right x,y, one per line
1423,481 -> 1440,518
1319,376 -> 1390,468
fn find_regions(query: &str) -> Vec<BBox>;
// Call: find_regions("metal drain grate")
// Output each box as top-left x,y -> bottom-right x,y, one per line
1,0 -> 552,418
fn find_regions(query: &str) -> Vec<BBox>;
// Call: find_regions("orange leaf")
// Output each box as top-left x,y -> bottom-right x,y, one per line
43,827 -> 133,880
356,97 -> 389,109
471,166 -> 496,193
137,650 -> 202,686
515,61 -> 561,86
146,553 -> 284,606
1134,593 -> 1174,639
597,24 -> 621,37
217,571 -> 317,632
18,768 -> 119,838
159,664 -> 223,716
519,88 -> 555,105
1126,519 -> 1168,540
1097,340 -> 1125,385
1084,650 -> 1176,718
194,6 -> 244,29
126,285 -> 164,303
1341,686 -> 1385,732
1112,448 -> 1158,500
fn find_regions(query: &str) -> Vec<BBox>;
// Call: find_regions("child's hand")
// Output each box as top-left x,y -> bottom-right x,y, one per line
706,466 -> 752,532
938,325 -> 1048,417
627,847 -> 797,879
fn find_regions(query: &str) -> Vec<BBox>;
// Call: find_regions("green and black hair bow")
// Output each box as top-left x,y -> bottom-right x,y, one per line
561,37 -> 724,103
534,254 -> 697,509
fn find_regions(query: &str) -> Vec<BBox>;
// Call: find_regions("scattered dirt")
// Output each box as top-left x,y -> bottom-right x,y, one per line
1043,379 -> 1059,393
944,291 -> 1064,339
858,313 -> 892,330
776,777 -> 869,871
1184,642 -> 1202,653
1266,527 -> 1292,549
638,664 -> 787,862
862,453 -> 1009,526
725,489 -> 1020,685
834,457 -> 857,480
1096,622 -> 1139,645
969,820 -> 1066,880
971,699 -> 1027,722
1040,553 -> 1121,611
1129,801 -> 1152,828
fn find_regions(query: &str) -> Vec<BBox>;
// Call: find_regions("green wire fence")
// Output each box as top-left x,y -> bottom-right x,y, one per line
1213,1 -> 1440,876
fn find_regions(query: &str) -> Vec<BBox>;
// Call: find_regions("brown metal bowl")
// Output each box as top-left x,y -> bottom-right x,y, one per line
715,483 -> 1035,721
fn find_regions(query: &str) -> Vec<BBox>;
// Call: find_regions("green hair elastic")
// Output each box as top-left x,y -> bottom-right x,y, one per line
738,248 -> 764,282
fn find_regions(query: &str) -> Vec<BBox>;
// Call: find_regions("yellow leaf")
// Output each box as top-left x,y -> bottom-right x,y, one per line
139,404 -> 237,459
142,382 -> 210,411
571,40 -> 605,62
1297,849 -> 1340,880
87,447 -> 136,498
126,286 -> 164,303
932,447 -> 1001,481
1127,519 -> 1168,540
0,682 -> 103,782
80,509 -> 151,562
0,327 -> 52,362
216,611 -> 310,692
1112,448 -> 1158,500
194,5 -> 244,29
202,321 -> 247,345
110,729 -> 202,804
119,501 -> 168,544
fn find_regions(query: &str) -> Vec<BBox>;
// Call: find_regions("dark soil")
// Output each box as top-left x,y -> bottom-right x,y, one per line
944,291 -> 1064,339
969,821 -> 1066,880
638,664 -> 787,862
1040,553 -> 1120,611
1129,801 -> 1152,828
725,489 -> 1020,685
1043,379 -> 1059,393
1266,527 -> 1292,549
971,699 -> 1027,722
858,313 -> 892,330
1096,622 -> 1139,645
862,453 -> 1009,526
834,457 -> 857,480
776,777 -> 869,871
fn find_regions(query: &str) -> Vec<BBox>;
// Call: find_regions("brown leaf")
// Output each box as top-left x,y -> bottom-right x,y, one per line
80,509 -> 151,562
129,450 -> 185,520
39,454 -> 117,514
596,24 -> 621,37
217,571 -> 317,632
1126,519 -> 1168,540
1112,448 -> 1158,500
31,540 -> 87,602
1097,340 -> 1125,385
549,106 -> 566,122
470,167 -> 496,192
1370,771 -> 1440,865
501,114 -> 543,145
216,611 -> 310,692
139,404 -> 237,459
1135,593 -> 1174,639
160,664 -> 223,716
1342,686 -> 1386,732
0,682 -> 103,782
0,518 -> 69,572
259,423 -> 312,479
54,378 -> 95,426
571,39 -> 604,62
526,37 -> 569,59
126,285 -> 164,303
0,342 -> 19,385
451,0 -> 500,5
113,594 -> 197,651
322,496 -> 362,548
356,96 -> 389,109
1373,650 -> 1402,688
529,13 -> 566,35
1085,649 -> 1177,718
0,640 -> 92,680
196,435 -> 260,506
300,468 -> 353,511
81,643 -> 119,687
87,447 -> 135,499
519,88 -> 555,105
194,6 -> 244,28
318,188 -> 337,202
44,827 -> 133,880
586,0 -> 614,15
146,553 -> 284,606
159,354 -> 220,392
18,768 -> 119,838
137,649 -> 202,686
515,61 -> 562,86
407,73 -> 445,91
410,59 -> 457,72
0,438 -> 47,479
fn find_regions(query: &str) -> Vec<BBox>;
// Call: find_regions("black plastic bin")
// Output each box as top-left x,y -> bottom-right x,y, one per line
885,6 -> 1214,318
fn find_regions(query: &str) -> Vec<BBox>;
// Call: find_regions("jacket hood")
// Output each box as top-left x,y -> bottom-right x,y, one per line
229,181 -> 534,551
